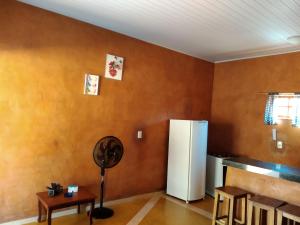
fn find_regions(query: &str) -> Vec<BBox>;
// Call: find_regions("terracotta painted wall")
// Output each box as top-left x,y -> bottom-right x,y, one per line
210,52 -> 300,168
0,1 -> 214,222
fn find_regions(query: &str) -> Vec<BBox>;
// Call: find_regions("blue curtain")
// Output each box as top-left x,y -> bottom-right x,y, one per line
292,93 -> 300,127
264,93 -> 277,125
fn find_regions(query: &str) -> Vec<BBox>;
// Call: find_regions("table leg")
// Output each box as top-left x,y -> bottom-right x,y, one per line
90,200 -> 95,225
38,200 -> 42,222
77,203 -> 80,214
47,209 -> 52,225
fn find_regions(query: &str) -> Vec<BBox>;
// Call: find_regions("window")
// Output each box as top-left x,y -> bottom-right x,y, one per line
264,93 -> 300,127
273,95 -> 295,121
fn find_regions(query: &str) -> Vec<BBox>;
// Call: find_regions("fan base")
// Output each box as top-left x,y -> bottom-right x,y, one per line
92,207 -> 114,219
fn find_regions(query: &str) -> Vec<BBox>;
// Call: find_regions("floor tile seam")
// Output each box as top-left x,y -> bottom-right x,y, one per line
105,191 -> 163,207
126,192 -> 162,225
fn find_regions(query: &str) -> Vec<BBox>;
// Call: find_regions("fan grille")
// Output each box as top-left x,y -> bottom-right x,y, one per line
93,136 -> 123,168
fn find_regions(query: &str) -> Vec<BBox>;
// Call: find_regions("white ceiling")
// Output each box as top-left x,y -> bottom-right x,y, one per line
19,0 -> 300,62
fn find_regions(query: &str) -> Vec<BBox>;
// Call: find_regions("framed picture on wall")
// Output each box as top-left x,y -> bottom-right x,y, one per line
84,74 -> 100,95
104,54 -> 124,81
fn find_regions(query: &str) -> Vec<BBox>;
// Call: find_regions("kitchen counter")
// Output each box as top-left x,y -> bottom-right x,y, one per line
223,157 -> 300,183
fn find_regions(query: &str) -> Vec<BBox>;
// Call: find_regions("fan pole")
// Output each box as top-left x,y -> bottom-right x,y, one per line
100,167 -> 105,208
92,167 -> 114,219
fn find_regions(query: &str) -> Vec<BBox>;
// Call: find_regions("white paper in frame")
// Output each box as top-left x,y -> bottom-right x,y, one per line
84,74 -> 100,95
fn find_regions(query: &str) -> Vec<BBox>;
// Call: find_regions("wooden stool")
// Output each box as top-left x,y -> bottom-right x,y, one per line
247,195 -> 284,225
277,204 -> 300,225
212,186 -> 250,225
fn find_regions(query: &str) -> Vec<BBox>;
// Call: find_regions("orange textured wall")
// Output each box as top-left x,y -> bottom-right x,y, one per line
0,1 -> 214,222
210,52 -> 300,168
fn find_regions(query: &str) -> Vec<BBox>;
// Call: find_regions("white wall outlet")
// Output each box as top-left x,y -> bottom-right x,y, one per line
276,140 -> 283,149
137,130 -> 143,139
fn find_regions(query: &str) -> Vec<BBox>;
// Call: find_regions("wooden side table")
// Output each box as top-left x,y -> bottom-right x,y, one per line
36,187 -> 96,225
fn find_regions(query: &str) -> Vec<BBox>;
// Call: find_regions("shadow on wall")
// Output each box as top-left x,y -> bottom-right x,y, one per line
208,122 -> 234,154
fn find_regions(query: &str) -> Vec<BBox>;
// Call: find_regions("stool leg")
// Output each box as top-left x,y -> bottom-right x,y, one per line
276,210 -> 283,225
228,197 -> 235,225
240,197 -> 246,224
267,209 -> 275,225
212,192 -> 220,225
255,207 -> 260,225
247,201 -> 253,225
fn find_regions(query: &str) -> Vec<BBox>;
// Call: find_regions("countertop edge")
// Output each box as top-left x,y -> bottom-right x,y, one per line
223,157 -> 300,184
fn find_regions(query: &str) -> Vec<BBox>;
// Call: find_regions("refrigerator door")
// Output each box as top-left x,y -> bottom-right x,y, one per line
188,121 -> 208,201
167,119 -> 191,201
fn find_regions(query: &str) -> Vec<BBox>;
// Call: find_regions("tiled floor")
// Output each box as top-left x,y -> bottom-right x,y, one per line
139,198 -> 211,225
26,193 -> 213,225
190,195 -> 214,213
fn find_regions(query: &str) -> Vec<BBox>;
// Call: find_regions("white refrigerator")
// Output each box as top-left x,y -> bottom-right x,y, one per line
166,119 -> 208,203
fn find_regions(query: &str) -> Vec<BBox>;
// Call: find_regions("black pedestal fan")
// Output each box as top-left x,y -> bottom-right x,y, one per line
92,136 -> 124,219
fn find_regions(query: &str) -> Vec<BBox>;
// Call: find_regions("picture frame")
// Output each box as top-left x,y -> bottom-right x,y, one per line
84,74 -> 100,95
104,54 -> 124,81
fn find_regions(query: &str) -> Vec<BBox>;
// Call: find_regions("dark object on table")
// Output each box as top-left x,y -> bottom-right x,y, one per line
48,189 -> 55,197
47,183 -> 63,197
92,136 -> 124,219
64,192 -> 73,198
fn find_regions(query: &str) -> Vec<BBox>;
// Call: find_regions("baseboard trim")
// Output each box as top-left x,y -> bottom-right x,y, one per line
0,191 -> 162,225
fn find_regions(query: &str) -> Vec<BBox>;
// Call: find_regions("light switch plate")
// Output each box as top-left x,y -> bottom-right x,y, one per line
276,141 -> 283,149
137,130 -> 143,139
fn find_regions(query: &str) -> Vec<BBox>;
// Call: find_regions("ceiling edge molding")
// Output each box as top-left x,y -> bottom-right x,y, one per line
215,49 -> 300,63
